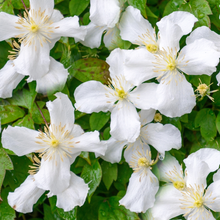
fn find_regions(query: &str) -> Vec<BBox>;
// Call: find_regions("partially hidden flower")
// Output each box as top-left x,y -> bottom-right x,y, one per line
74,48 -> 159,143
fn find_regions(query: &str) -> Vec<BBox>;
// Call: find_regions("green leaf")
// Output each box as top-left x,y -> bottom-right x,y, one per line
0,148 -> 13,189
81,158 -> 102,203
90,112 -> 110,131
0,105 -> 25,125
216,111 -> 220,134
101,161 -> 118,190
8,88 -> 37,110
128,0 -> 147,18
11,0 -> 29,9
116,163 -> 133,187
43,203 -> 62,220
69,0 -> 90,16
146,6 -> 158,18
69,58 -> 110,84
0,187 -> 16,220
195,108 -> 217,141
163,0 -> 185,16
13,114 -> 35,130
98,196 -> 139,220
0,0 -> 14,14
162,116 -> 182,131
183,111 -> 199,131
0,41 -> 11,69
56,207 -> 77,220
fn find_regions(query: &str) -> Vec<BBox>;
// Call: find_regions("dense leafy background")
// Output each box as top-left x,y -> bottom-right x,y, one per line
0,0 -> 220,219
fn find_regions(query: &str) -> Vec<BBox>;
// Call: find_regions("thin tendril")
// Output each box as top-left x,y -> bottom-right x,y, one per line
36,102 -> 49,127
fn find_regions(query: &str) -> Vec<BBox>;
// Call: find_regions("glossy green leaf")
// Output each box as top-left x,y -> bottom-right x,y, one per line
98,196 -> 140,220
81,158 -> 102,203
216,111 -> 220,134
11,0 -> 29,9
163,0 -> 185,16
69,0 -> 89,16
128,0 -> 147,18
0,41 -> 11,69
0,105 -> 25,125
56,207 -> 77,220
101,161 -> 117,190
13,114 -> 35,130
69,58 -> 110,84
90,112 -> 110,131
0,0 -> 14,14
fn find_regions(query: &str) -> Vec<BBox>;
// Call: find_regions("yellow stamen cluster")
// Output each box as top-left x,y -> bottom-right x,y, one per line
173,181 -> 185,191
146,44 -> 158,54
8,41 -> 20,61
154,113 -> 162,122
115,88 -> 127,99
138,157 -> 150,168
28,155 -> 41,175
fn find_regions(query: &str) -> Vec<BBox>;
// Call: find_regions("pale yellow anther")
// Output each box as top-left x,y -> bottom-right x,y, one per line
154,113 -> 162,122
146,44 -> 158,54
138,157 -> 150,167
197,84 -> 208,96
173,181 -> 185,191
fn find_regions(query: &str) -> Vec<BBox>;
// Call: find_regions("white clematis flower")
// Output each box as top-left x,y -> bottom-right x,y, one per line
151,149 -> 220,220
120,7 -> 220,117
0,0 -> 86,79
2,92 -> 106,194
74,48 -> 159,143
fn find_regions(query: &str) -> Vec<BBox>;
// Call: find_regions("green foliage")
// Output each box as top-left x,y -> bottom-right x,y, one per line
128,0 -> 147,17
69,0 -> 89,16
90,112 -> 110,131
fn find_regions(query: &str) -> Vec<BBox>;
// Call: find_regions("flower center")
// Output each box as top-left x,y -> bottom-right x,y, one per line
197,84 -> 208,96
138,157 -> 150,167
116,88 -> 127,99
30,23 -> 39,33
50,139 -> 59,147
194,198 -> 203,208
146,44 -> 158,54
173,181 -> 185,191
154,113 -> 162,122
166,59 -> 176,71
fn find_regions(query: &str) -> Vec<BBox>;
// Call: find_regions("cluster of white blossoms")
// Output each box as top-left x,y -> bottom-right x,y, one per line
1,0 -> 220,218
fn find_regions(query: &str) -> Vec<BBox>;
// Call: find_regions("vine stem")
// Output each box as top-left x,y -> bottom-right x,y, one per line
21,0 -> 28,11
36,102 -> 49,127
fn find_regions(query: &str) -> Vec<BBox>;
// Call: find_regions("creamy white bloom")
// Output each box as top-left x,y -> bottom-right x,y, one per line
2,92 -> 106,194
120,7 -> 220,117
152,150 -> 220,220
74,48 -> 158,143
0,0 -> 86,79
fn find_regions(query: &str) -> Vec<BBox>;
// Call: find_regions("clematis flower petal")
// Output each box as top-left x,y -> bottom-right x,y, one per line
49,9 -> 64,23
129,83 -> 158,110
29,0 -> 54,17
139,109 -> 156,126
0,60 -> 24,98
151,185 -> 184,220
186,26 -> 220,51
184,148 -> 220,172
35,57 -> 68,95
213,169 -> 220,182
185,207 -> 215,220
55,172 -> 89,211
119,6 -> 155,46
0,12 -> 21,41
50,16 -> 87,41
75,22 -> 106,48
34,155 -> 71,194
97,137 -> 127,163
14,41 -> 50,79
141,123 -> 181,154
2,126 -> 41,156
110,99 -> 141,142
178,38 -> 220,76
8,175 -> 44,214
90,0 -> 120,28
103,26 -> 121,50
156,72 -> 196,117
74,81 -> 116,113
46,92 -> 75,131
119,171 -> 159,213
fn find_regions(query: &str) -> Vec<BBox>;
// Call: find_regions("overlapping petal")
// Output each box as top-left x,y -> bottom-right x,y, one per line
29,0 -> 54,17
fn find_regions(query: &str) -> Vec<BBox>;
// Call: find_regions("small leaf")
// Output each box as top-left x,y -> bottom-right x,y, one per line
101,161 -> 117,190
90,112 -> 110,131
0,0 -> 14,14
56,207 -> 77,220
13,114 -> 35,130
69,0 -> 90,16
81,158 -> 102,203
69,58 -> 110,84
128,0 -> 147,18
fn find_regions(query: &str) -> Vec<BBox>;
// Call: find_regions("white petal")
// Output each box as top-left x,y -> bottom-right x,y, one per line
213,169 -> 220,182
142,123 -> 181,154
98,137 -> 127,163
70,131 -> 107,156
29,0 -> 54,17
49,9 -> 64,23
184,148 -> 220,173
123,48 -> 157,86
90,0 -> 120,28
74,81 -> 116,114
0,60 -> 24,98
2,126 -> 41,156
139,109 -> 156,126
75,22 -> 105,48
186,26 -> 220,51
216,72 -> 220,85
185,207 -> 215,220
46,92 -> 75,131
70,124 -> 84,138
0,12 -> 21,41
119,6 -> 155,46
103,26 -> 120,50
56,172 -> 89,211
151,185 -> 184,220
51,16 -> 87,41
157,154 -> 184,183
34,156 -> 71,194
157,72 -> 196,117
14,41 -> 50,79
119,171 -> 159,213
110,100 -> 140,142
36,58 -> 68,95
8,175 -> 44,213
184,157 -> 210,188
178,38 -> 220,76
129,83 -> 158,110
